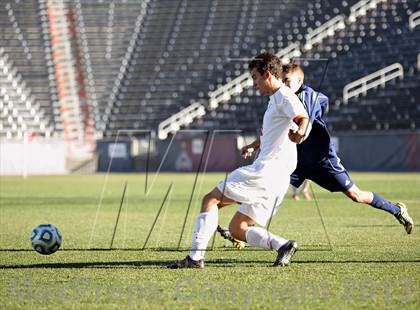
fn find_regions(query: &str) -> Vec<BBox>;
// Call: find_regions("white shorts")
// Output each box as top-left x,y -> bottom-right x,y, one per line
216,164 -> 291,226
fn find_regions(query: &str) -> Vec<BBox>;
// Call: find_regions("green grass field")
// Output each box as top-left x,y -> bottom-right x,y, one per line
1,172 -> 419,309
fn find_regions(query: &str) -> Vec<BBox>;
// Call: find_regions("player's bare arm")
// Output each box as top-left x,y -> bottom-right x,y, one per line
288,116 -> 309,144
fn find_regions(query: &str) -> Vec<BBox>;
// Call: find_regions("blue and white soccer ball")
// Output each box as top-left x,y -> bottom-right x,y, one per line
30,224 -> 62,255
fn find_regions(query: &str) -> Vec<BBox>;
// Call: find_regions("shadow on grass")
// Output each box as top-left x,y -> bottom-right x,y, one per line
344,225 -> 398,227
0,261 -> 146,269
1,258 -> 419,269
206,259 -> 420,266
0,246 -> 333,252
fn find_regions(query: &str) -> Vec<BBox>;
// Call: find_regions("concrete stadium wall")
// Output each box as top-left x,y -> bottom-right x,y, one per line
97,139 -> 133,172
334,131 -> 419,172
0,139 -> 67,175
2,131 -> 417,175
96,133 -> 238,173
92,131 -> 420,173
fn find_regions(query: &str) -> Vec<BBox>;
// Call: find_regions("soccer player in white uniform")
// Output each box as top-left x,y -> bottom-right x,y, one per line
167,52 -> 310,268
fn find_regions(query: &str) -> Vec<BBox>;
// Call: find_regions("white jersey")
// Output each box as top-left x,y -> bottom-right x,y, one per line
216,83 -> 308,225
251,84 -> 308,176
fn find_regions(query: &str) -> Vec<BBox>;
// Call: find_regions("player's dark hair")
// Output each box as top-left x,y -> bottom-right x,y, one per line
282,63 -> 305,80
248,52 -> 282,78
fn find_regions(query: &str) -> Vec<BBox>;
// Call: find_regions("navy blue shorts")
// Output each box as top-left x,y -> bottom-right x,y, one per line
290,159 -> 354,192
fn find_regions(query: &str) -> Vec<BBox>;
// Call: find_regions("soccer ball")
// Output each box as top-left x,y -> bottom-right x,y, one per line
30,224 -> 62,255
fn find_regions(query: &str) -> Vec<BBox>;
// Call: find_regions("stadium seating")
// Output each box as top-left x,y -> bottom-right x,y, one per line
95,0 -> 361,136
0,48 -> 51,139
0,0 -> 57,138
0,0 -> 418,139
74,0 -> 149,133
303,0 -> 420,131
189,0 -> 420,133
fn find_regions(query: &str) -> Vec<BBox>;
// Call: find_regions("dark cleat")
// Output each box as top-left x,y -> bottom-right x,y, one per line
167,255 -> 204,269
395,202 -> 414,234
273,240 -> 298,267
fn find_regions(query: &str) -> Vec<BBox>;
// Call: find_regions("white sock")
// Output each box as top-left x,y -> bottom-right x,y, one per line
189,207 -> 218,261
245,226 -> 287,251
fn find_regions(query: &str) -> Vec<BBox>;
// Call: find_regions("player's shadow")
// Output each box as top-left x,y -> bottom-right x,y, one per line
1,258 -> 420,269
0,246 -> 334,252
344,224 -> 398,227
0,260 -> 154,269
204,259 -> 420,267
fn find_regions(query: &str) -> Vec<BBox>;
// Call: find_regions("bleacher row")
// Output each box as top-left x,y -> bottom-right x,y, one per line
103,0 -> 363,135
0,0 -> 418,139
190,0 -> 420,133
0,0 -> 57,138
304,0 -> 420,132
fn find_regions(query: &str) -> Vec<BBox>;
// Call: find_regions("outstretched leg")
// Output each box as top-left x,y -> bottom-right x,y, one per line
344,184 -> 413,234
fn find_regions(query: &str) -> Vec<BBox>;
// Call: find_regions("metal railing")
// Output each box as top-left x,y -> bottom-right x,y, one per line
157,42 -> 301,139
349,0 -> 386,22
304,15 -> 345,50
158,103 -> 206,139
343,63 -> 403,104
409,10 -> 420,30
208,42 -> 301,109
417,53 -> 420,71
276,42 -> 302,64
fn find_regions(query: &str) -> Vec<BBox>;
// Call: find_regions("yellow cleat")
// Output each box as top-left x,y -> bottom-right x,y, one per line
216,225 -> 246,249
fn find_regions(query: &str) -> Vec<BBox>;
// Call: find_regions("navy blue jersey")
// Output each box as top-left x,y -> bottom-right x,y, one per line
290,85 -> 353,192
296,85 -> 339,167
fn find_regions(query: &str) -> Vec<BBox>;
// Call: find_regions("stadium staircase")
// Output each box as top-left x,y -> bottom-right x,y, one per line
46,0 -> 95,156
73,0 -> 151,137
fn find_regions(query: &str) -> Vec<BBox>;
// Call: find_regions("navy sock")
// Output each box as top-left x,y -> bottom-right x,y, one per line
370,193 -> 400,216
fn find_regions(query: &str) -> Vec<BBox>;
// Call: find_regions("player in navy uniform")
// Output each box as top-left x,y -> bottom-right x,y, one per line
220,64 -> 413,244
283,64 -> 412,234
